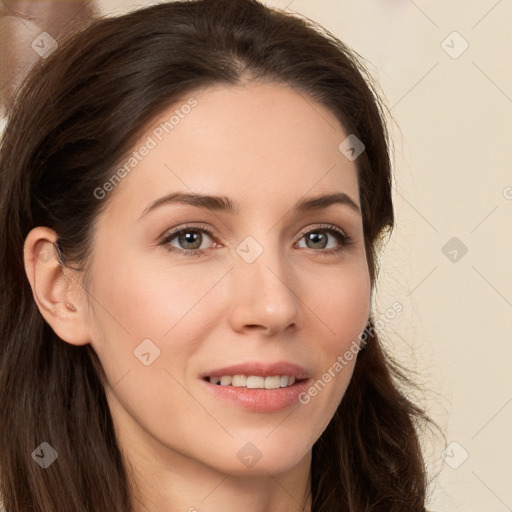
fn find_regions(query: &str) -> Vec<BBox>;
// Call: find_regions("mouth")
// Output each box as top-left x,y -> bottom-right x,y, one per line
204,374 -> 306,389
200,362 -> 311,412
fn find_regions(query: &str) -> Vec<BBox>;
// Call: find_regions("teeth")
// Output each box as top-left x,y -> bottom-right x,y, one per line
231,375 -> 247,387
220,376 -> 232,386
208,375 -> 298,388
246,376 -> 265,388
264,376 -> 281,389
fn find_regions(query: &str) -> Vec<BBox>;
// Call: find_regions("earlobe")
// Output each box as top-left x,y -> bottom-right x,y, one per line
23,227 -> 90,346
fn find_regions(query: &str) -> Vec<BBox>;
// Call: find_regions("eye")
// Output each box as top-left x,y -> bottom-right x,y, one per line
296,224 -> 353,255
160,223 -> 353,258
161,224 -> 217,257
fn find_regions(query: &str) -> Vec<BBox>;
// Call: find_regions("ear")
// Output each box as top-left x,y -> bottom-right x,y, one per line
23,226 -> 91,346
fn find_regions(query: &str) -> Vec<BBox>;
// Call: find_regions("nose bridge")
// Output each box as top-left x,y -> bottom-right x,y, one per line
229,231 -> 300,332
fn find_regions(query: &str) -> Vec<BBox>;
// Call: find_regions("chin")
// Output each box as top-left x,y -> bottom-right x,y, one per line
208,433 -> 313,477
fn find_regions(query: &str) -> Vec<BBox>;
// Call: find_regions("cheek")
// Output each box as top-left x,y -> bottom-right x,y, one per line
297,260 -> 370,418
85,254 -> 229,375
307,259 -> 371,350
84,260 -> 225,433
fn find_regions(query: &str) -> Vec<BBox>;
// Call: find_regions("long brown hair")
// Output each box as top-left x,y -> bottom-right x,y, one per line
0,1 -> 433,510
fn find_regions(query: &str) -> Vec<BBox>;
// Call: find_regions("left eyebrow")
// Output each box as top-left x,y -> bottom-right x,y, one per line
295,192 -> 361,215
138,191 -> 361,220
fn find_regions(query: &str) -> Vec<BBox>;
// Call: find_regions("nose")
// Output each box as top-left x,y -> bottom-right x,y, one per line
228,243 -> 300,336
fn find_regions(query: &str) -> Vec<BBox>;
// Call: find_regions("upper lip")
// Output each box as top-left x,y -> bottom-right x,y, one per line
201,361 -> 310,380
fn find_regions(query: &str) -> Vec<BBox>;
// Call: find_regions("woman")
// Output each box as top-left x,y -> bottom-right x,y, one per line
0,0 -> 434,510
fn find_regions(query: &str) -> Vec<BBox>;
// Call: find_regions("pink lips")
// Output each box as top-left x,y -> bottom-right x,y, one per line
200,361 -> 310,413
201,361 -> 309,380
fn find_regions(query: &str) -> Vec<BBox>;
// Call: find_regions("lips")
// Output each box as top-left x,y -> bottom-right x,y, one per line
201,361 -> 309,380
200,361 -> 310,412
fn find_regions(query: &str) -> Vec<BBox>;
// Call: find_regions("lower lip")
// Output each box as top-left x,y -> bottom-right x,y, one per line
201,379 -> 310,413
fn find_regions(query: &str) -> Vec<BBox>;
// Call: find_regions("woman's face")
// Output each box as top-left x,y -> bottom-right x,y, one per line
82,81 -> 371,477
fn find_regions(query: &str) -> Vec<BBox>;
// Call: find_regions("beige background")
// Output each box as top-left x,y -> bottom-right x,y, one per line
1,1 -> 511,511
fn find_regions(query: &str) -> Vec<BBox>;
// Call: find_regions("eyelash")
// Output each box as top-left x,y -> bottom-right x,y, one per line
160,223 -> 354,258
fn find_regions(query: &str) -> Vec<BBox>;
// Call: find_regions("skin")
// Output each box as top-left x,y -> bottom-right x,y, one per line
24,81 -> 371,512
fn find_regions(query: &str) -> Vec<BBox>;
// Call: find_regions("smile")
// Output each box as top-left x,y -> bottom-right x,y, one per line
207,375 -> 298,388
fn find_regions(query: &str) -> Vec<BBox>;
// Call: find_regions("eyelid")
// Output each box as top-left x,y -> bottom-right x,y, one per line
162,222 -> 215,237
296,223 -> 347,240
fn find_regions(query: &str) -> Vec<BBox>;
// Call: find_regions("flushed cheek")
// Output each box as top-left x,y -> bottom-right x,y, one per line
299,277 -> 368,411
307,267 -> 370,345
87,260 -> 229,377
95,244 -> 194,317
87,266 -> 235,444
302,271 -> 369,406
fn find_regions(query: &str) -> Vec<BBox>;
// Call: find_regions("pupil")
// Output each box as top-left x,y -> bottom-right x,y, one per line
180,231 -> 201,249
308,232 -> 327,249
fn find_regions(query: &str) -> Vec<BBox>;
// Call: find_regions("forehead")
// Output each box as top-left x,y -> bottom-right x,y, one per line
101,81 -> 360,221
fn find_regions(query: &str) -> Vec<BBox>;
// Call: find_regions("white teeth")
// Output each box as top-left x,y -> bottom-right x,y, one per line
231,375 -> 247,387
208,375 -> 298,388
220,376 -> 232,386
246,376 -> 265,388
264,376 -> 281,389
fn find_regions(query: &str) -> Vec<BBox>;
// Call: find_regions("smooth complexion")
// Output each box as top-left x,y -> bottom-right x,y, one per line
24,81 -> 371,512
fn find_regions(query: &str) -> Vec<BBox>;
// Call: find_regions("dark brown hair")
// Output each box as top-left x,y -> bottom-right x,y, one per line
0,0 -> 433,510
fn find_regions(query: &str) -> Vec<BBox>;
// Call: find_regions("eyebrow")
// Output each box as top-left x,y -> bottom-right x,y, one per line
138,191 -> 361,220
